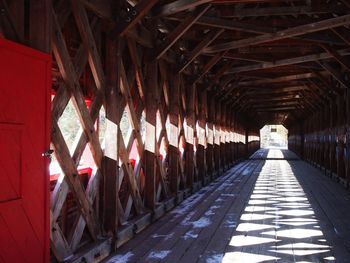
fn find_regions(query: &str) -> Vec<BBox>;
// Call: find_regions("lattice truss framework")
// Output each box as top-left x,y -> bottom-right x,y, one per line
45,2 -> 259,261
0,0 -> 263,262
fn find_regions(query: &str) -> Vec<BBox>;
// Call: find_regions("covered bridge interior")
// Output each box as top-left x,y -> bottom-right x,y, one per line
1,0 -> 350,262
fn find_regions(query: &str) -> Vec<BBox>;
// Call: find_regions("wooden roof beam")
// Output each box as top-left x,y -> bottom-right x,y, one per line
168,15 -> 345,45
247,85 -> 308,93
206,14 -> 350,52
228,85 -> 300,107
153,5 -> 210,60
317,61 -> 349,89
310,86 -> 336,108
256,107 -> 299,112
237,98 -> 304,112
212,0 -> 302,3
156,0 -> 212,16
226,48 -> 350,74
247,96 -> 301,103
81,0 -> 154,48
306,79 -> 334,103
248,101 -> 307,111
0,0 -> 24,43
254,104 -> 301,109
168,15 -> 275,34
226,87 -> 249,106
206,60 -> 235,90
332,27 -> 350,47
253,101 -> 302,108
238,92 -> 313,113
111,0 -> 159,37
339,0 -> 350,9
192,51 -> 227,84
246,87 -> 307,95
237,72 -> 317,86
177,28 -> 224,73
233,94 -> 319,114
220,83 -> 244,101
246,81 -> 316,89
219,4 -> 345,18
216,75 -> 243,98
321,43 -> 350,71
220,53 -> 271,63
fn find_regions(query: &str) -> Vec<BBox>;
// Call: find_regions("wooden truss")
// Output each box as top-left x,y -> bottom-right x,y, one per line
3,0 -> 350,262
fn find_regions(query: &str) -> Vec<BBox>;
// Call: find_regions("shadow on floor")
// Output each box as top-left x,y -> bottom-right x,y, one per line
104,149 -> 350,263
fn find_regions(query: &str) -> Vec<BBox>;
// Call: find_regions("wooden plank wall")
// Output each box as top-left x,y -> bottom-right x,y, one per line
0,1 -> 260,262
288,83 -> 350,188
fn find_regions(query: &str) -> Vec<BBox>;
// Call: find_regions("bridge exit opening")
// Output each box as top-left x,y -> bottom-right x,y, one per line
260,125 -> 288,149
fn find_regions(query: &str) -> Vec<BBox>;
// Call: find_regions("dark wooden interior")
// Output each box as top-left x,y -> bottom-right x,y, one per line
1,0 -> 350,262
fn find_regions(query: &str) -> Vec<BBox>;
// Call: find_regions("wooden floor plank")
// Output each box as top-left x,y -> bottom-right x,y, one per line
291,160 -> 350,259
104,149 -> 350,263
135,162 -> 261,263
184,161 -> 264,263
104,161 -> 252,262
164,162 -> 263,263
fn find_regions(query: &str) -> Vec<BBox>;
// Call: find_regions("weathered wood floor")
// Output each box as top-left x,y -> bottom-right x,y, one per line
104,149 -> 350,263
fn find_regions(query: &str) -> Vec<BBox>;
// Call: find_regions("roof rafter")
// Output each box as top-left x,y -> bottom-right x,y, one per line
219,4 -> 345,18
157,0 -> 212,16
206,14 -> 350,53
111,0 -> 159,37
177,28 -> 224,73
226,49 -> 350,74
153,5 -> 211,60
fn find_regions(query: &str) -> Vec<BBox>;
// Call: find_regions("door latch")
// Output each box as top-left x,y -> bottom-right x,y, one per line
42,149 -> 54,158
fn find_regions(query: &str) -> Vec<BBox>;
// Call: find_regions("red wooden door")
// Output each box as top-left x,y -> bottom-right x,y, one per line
0,38 -> 50,263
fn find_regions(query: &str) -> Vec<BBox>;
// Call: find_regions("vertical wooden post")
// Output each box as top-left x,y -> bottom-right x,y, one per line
197,88 -> 207,183
29,0 -> 51,52
228,108 -> 234,165
225,107 -> 230,166
318,111 -> 323,165
232,111 -> 236,162
214,100 -> 221,175
330,99 -> 336,176
220,104 -> 226,170
314,109 -> 319,164
326,103 -> 331,171
206,93 -> 215,179
168,73 -> 180,194
308,117 -> 312,162
336,95 -> 341,176
224,105 -> 229,168
323,107 -> 329,170
309,118 -> 312,161
319,110 -> 324,168
346,85 -> 350,184
323,109 -> 327,168
102,38 -> 121,234
300,119 -> 304,159
310,119 -> 313,161
4,0 -> 25,42
225,106 -> 231,166
185,83 -> 195,188
228,109 -> 232,164
144,60 -> 158,209
312,116 -> 315,163
245,127 -> 249,158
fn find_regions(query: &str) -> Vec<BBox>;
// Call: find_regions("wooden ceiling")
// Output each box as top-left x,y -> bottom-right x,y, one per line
54,0 -> 350,128
121,0 -> 349,127
3,0 -> 349,127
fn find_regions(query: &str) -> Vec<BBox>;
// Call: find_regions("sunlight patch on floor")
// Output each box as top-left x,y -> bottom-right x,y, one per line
222,252 -> 280,263
222,150 -> 334,263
